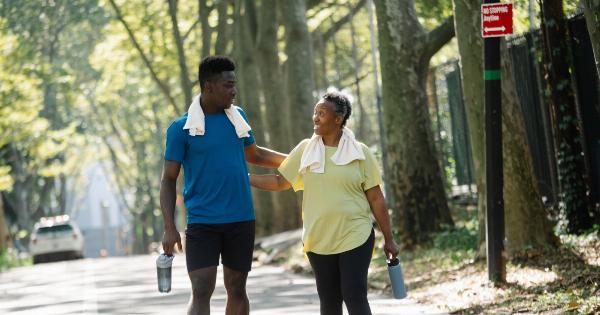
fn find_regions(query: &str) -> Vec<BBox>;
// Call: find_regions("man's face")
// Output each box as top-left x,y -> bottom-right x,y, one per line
206,71 -> 237,109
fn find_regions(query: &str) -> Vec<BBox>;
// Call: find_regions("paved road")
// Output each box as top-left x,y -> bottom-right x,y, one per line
0,255 -> 445,314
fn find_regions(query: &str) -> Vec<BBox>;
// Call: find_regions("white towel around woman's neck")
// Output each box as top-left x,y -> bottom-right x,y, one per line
299,127 -> 365,174
182,94 -> 251,137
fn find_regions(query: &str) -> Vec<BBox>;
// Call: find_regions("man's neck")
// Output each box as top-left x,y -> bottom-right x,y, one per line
199,95 -> 222,114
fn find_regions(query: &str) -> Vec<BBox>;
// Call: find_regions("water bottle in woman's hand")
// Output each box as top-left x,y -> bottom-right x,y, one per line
156,253 -> 174,293
387,257 -> 407,299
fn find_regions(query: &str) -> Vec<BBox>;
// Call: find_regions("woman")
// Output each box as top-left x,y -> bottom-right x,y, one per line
249,91 -> 399,315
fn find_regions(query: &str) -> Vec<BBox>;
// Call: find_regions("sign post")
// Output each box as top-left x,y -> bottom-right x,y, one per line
482,1 -> 512,284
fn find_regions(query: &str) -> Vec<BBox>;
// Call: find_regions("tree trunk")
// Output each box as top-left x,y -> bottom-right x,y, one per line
256,0 -> 292,152
0,197 -> 9,252
349,7 -> 368,141
451,0 -> 487,255
233,0 -> 275,236
540,0 -> 593,233
583,0 -> 600,79
281,0 -> 316,143
256,0 -> 300,232
199,0 -> 212,57
374,0 -> 454,248
167,0 -> 193,107
215,0 -> 230,55
501,41 -> 558,254
313,33 -> 328,93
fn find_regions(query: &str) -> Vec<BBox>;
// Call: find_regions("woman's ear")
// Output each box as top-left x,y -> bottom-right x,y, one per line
335,115 -> 343,126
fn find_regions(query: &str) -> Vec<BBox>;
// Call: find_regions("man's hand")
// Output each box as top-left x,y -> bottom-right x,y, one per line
384,239 -> 400,261
162,227 -> 183,255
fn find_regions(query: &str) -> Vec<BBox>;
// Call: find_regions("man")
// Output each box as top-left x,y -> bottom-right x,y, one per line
160,55 -> 286,315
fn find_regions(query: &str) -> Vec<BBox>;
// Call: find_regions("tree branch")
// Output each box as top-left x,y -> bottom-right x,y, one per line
316,0 -> 366,42
108,0 -> 181,113
307,0 -> 325,11
168,0 -> 193,107
422,16 -> 455,65
182,19 -> 200,41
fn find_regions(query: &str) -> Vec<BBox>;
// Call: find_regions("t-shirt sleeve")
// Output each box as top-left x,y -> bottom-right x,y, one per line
277,140 -> 309,192
164,120 -> 187,163
361,145 -> 383,191
236,106 -> 256,147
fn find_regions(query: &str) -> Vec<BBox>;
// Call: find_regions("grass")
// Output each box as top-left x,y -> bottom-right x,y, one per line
266,205 -> 600,314
0,248 -> 32,271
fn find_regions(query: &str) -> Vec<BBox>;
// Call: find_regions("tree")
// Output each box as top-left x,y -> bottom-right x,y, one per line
233,0 -> 276,236
253,0 -> 301,232
167,0 -> 193,107
582,0 -> 600,78
374,0 -> 455,247
451,0 -> 487,252
0,0 -> 105,236
281,0 -> 317,143
540,0 -> 594,233
500,42 -> 558,254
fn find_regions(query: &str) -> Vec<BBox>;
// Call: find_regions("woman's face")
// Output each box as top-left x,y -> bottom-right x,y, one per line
312,100 -> 342,136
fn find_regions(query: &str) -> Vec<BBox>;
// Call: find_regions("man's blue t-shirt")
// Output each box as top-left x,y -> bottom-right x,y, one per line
164,106 -> 255,224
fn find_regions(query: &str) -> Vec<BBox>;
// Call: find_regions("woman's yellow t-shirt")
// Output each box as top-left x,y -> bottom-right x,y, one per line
278,139 -> 383,255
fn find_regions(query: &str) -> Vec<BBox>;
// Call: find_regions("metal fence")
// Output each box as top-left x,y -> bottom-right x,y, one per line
432,14 -> 600,208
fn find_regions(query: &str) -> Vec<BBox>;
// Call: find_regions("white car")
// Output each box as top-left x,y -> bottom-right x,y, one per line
29,215 -> 85,264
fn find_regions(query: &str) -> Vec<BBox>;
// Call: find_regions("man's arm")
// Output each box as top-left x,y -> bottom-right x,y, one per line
160,160 -> 183,255
249,173 -> 292,191
244,143 -> 287,168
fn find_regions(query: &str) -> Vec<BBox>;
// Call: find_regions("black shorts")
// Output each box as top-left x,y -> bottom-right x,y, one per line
185,220 -> 255,273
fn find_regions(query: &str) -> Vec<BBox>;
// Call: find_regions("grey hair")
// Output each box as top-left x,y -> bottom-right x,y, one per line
322,91 -> 352,128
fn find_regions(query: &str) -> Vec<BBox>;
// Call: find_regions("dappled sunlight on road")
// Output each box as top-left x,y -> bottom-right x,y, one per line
0,255 -> 444,314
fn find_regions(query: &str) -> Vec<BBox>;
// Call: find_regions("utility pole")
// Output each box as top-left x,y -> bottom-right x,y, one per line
482,0 -> 511,284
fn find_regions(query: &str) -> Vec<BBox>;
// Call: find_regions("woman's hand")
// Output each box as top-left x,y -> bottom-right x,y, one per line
384,239 -> 400,261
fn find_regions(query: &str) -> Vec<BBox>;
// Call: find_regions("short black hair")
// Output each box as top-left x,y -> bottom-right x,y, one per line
198,55 -> 236,90
323,91 -> 352,128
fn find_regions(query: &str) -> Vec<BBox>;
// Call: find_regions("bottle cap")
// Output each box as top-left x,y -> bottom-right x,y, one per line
156,253 -> 174,268
387,257 -> 399,267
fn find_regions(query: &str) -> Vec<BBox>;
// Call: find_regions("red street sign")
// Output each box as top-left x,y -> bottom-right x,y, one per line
481,3 -> 513,38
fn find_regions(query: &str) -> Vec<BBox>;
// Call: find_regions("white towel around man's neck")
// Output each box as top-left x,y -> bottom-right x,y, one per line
182,94 -> 251,137
299,127 -> 365,174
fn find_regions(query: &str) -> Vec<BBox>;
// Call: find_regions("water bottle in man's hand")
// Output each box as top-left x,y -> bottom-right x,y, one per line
387,257 -> 407,299
156,253 -> 174,293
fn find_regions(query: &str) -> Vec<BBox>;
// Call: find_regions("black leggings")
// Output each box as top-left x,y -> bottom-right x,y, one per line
306,230 -> 374,315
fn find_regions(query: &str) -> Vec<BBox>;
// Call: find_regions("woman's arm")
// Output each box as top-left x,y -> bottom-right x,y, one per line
365,185 -> 400,260
249,174 -> 292,191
